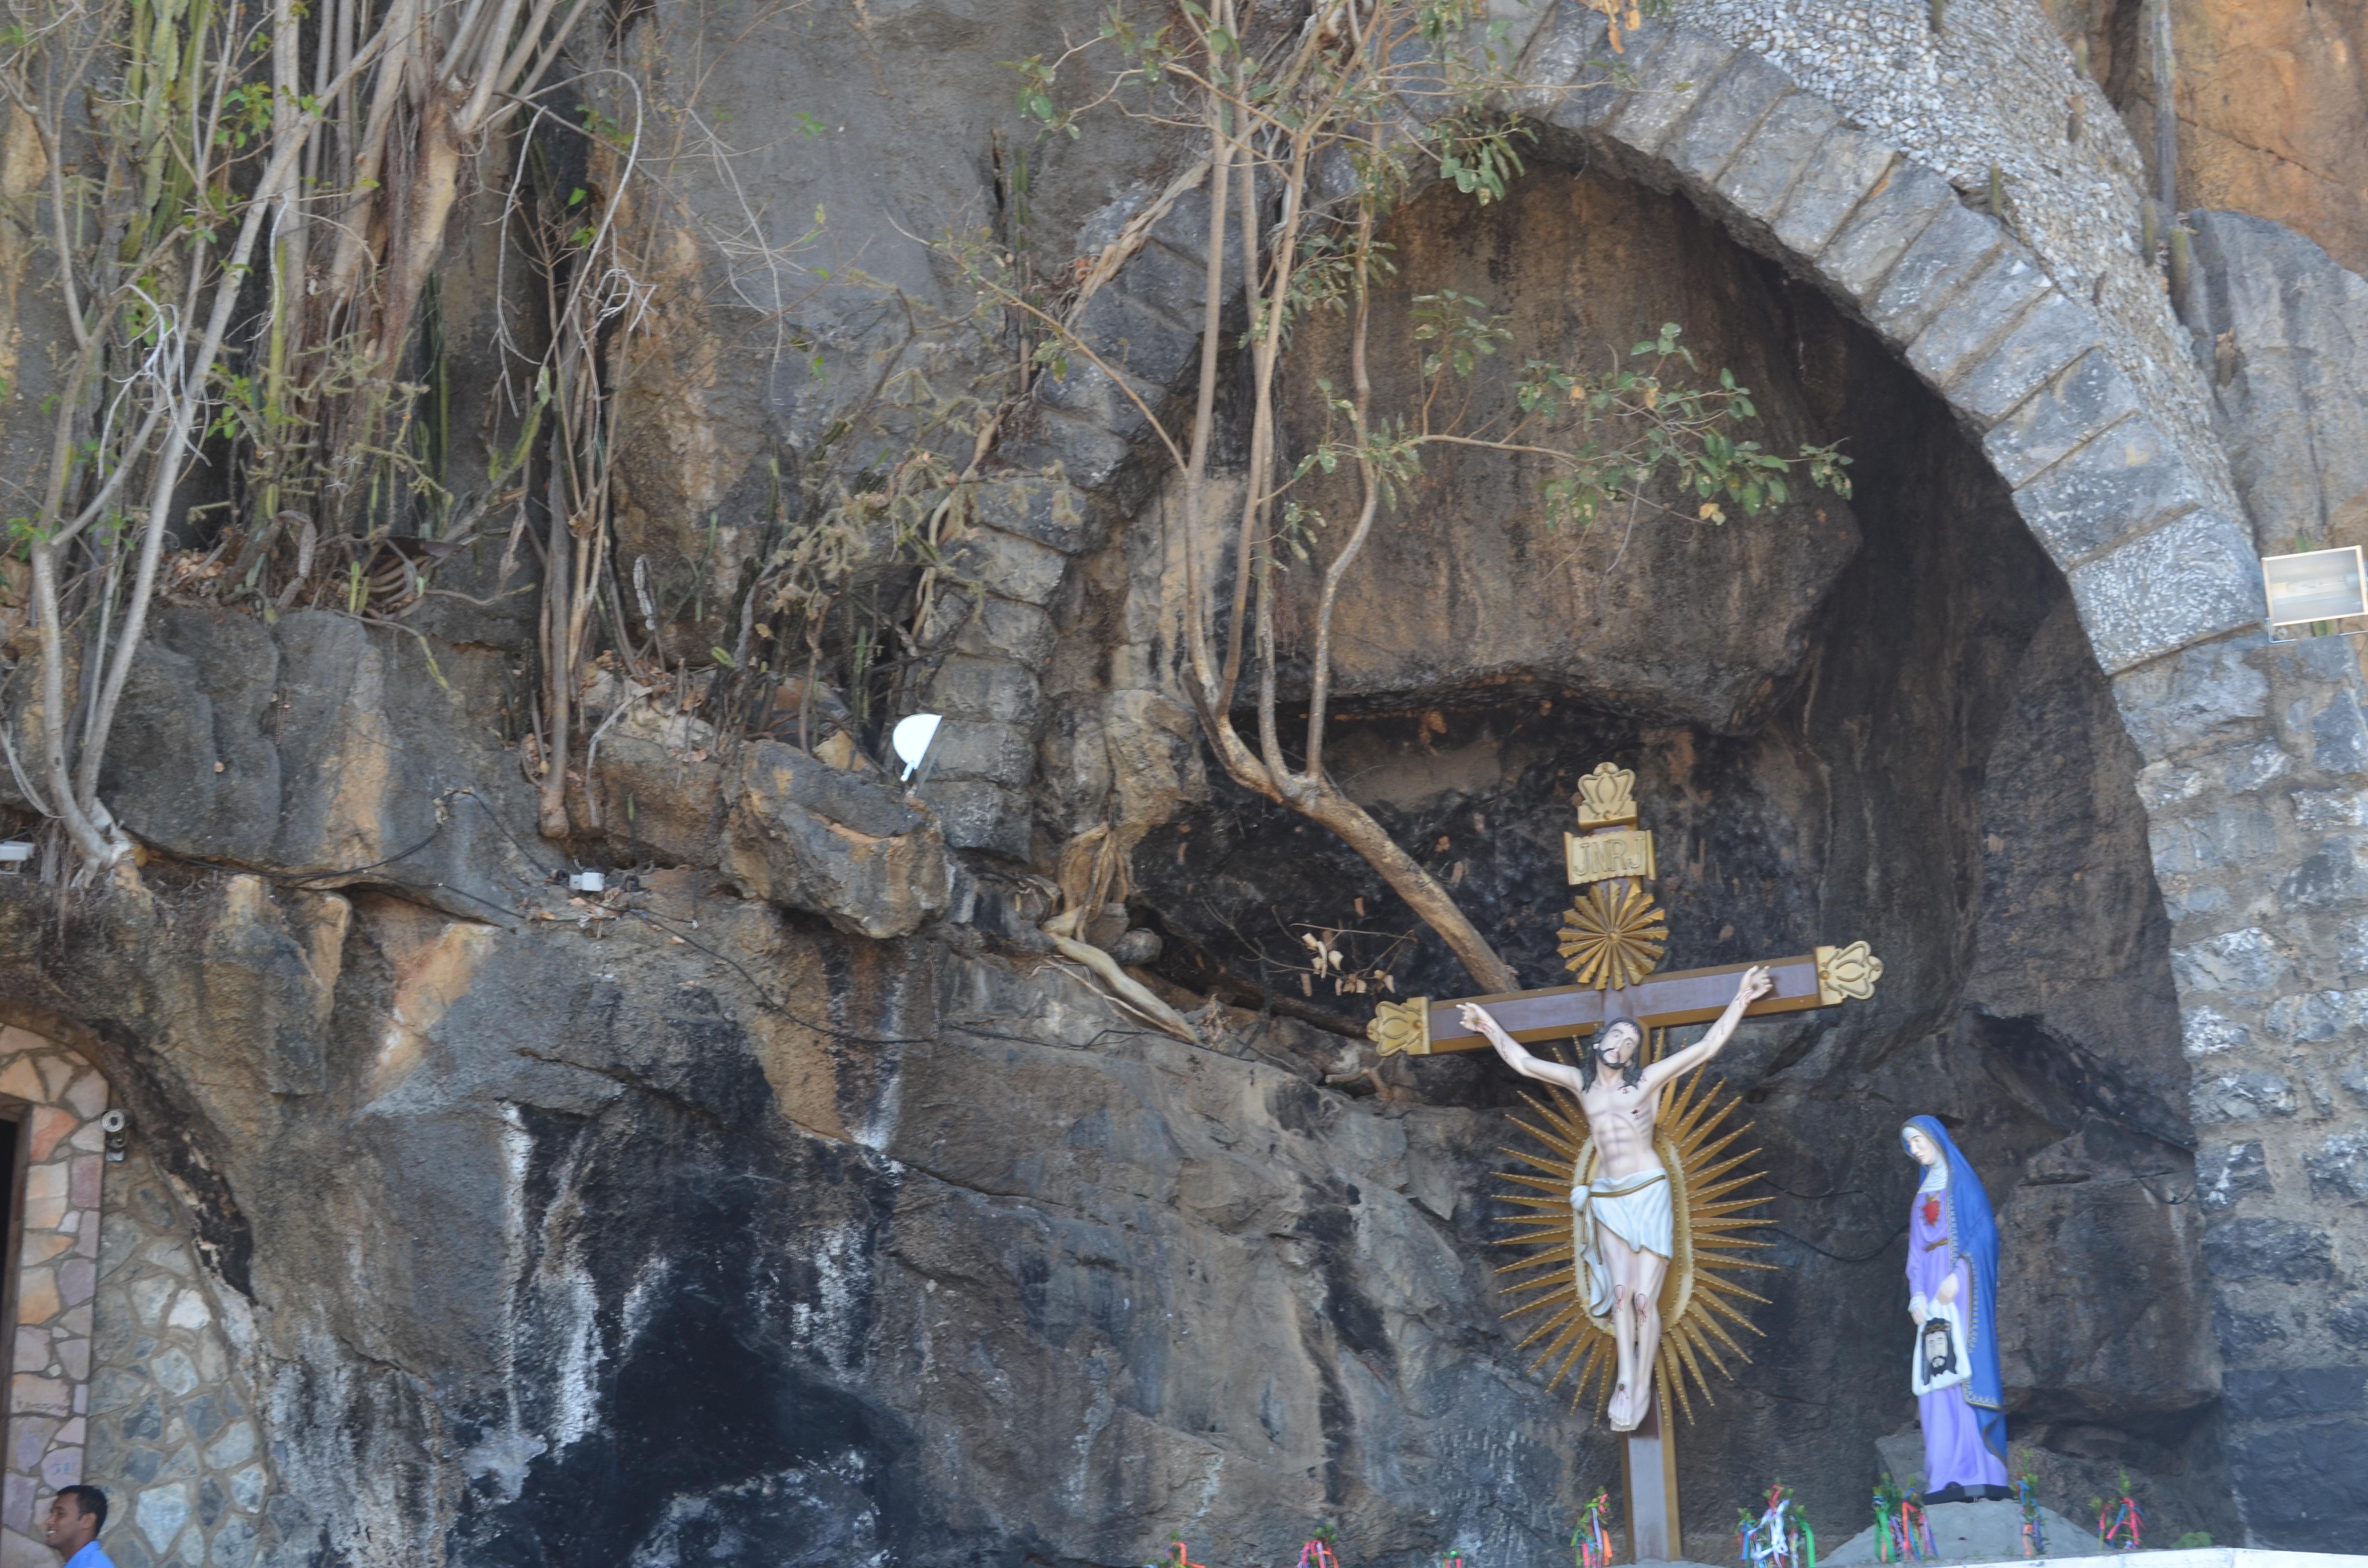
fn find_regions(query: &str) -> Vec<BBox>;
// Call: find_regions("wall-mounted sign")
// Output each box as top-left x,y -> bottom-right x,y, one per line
2262,546 -> 2368,633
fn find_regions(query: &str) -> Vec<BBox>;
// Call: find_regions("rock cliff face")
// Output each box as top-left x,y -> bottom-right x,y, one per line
6,0 -> 2368,1563
2043,0 -> 2368,280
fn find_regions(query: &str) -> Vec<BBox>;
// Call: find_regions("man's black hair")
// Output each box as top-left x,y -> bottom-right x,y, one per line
58,1485 -> 106,1532
1578,1021 -> 1645,1090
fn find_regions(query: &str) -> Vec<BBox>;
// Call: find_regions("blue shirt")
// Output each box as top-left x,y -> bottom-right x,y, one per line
65,1540 -> 115,1568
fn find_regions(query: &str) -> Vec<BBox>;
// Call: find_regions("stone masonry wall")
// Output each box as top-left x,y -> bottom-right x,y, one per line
85,1139 -> 291,1568
0,1025 -> 110,1568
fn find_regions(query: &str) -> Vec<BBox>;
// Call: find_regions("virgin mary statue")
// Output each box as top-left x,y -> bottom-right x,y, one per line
1900,1116 -> 2009,1502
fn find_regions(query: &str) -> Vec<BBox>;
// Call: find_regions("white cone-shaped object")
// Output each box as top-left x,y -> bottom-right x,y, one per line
891,713 -> 944,781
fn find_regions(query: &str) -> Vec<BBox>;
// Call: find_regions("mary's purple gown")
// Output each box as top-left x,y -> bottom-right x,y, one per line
1908,1182 -> 2008,1493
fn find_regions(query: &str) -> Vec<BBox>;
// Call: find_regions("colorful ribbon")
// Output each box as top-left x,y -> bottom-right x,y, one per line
1573,1491 -> 1615,1568
2099,1494 -> 2143,1552
1738,1484 -> 1814,1568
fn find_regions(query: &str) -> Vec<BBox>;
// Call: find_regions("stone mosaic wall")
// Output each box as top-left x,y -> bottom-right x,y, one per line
85,1141 -> 289,1568
0,1025 -> 110,1568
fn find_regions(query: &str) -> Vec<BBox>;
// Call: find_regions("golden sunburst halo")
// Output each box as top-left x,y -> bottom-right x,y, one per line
1558,882 -> 1669,990
1491,1038 -> 1778,1424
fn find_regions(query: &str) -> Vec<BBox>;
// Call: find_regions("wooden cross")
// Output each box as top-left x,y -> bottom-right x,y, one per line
1367,762 -> 1883,1561
1365,762 -> 1882,1057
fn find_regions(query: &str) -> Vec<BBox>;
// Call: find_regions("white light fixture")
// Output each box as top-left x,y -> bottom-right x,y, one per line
0,842 -> 33,875
891,713 -> 945,783
2263,546 -> 2368,642
568,871 -> 606,894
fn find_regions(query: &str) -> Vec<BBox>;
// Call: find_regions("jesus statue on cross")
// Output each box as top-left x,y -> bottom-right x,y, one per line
1459,963 -> 1775,1433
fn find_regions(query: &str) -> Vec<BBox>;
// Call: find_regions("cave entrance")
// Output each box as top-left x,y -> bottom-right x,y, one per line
1115,159 -> 2233,1553
0,1106 -> 25,1396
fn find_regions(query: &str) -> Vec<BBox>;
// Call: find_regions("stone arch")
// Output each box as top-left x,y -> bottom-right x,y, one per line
912,8 -> 2264,857
915,13 -> 2368,1541
0,1022 -> 115,1568
0,1021 -> 287,1568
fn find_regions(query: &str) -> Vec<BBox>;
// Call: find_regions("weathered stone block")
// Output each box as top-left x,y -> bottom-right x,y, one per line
946,526 -> 1069,608
925,720 -> 1036,789
1140,187 -> 1247,314
2310,695 -> 2368,773
723,740 -> 950,940
1033,355 -> 1157,447
1952,290 -> 2101,426
1659,57 -> 1794,191
1002,404 -> 1137,498
2281,833 -> 2368,912
2183,1005 -> 2253,1058
925,655 -> 1042,729
1543,18 -> 1678,133
950,595 -> 1058,667
1904,248 -> 2050,390
2066,511 -> 2266,674
2201,1217 -> 2332,1282
2149,799 -> 2281,880
1709,90 -> 1839,223
2305,1132 -> 2368,1203
1817,162 -> 1958,302
1864,200 -> 2005,347
914,777 -> 1032,859
2193,1071 -> 2299,1123
1511,1 -> 1612,120
2199,1141 -> 2272,1211
969,477 -> 1095,557
2203,739 -> 2294,796
1599,31 -> 1739,158
2334,1299 -> 2368,1346
1123,237 -> 1239,333
2012,416 -> 2205,568
2112,636 -> 2271,761
1072,282 -> 1202,392
1980,350 -> 2143,487
1769,126 -> 1898,259
2170,925 -> 2296,998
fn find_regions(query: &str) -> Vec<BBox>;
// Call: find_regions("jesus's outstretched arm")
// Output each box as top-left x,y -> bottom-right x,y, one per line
1639,965 -> 1774,1092
1459,1004 -> 1584,1094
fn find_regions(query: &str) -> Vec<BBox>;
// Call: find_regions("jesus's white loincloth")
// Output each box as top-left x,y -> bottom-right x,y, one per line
1571,1167 -> 1674,1318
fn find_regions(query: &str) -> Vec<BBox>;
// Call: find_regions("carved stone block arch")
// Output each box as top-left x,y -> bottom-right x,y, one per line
0,1025 -> 111,1568
913,3 -> 2266,859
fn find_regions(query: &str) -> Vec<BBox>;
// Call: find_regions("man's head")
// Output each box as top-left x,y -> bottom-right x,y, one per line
43,1486 -> 104,1556
1920,1316 -> 1956,1375
1579,1020 -> 1644,1089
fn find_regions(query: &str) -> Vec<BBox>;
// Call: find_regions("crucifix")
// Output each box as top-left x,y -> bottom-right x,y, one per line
1367,762 -> 1884,1562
